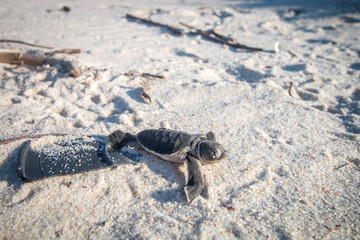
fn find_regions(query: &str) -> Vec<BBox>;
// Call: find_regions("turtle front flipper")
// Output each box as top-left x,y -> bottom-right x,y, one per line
184,155 -> 204,203
205,131 -> 216,141
108,130 -> 137,149
200,131 -> 216,141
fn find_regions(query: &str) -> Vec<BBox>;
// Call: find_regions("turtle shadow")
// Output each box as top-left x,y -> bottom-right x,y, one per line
0,143 -> 26,193
140,156 -> 187,203
150,187 -> 185,203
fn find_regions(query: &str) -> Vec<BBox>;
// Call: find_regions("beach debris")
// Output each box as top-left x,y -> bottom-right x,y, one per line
69,65 -> 83,78
0,39 -> 53,49
226,205 -> 235,211
288,82 -> 301,99
287,50 -> 298,57
124,70 -> 166,80
179,22 -> 263,51
94,69 -> 100,80
108,128 -> 226,202
7,189 -> 38,208
44,48 -> 81,55
61,5 -> 71,12
140,79 -> 152,104
335,162 -> 355,171
288,82 -> 319,101
17,137 -> 137,182
126,13 -> 263,51
0,51 -> 82,77
336,158 -> 360,170
126,13 -> 184,36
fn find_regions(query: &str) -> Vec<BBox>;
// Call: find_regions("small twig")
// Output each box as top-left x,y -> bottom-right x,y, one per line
0,39 -> 53,49
126,13 -> 184,36
140,79 -> 152,104
124,71 -> 166,80
288,82 -> 300,99
140,91 -> 152,104
7,189 -> 38,208
287,50 -> 298,57
335,162 -> 354,171
0,133 -> 68,145
211,29 -> 237,43
179,22 -> 263,52
288,82 -> 295,97
94,69 -> 99,81
140,73 -> 166,80
44,48 -> 81,55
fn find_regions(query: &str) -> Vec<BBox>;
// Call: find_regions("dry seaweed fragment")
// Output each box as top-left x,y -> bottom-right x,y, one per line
140,79 -> 152,104
226,205 -> 235,211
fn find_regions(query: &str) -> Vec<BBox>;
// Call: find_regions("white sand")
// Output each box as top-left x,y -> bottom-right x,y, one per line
1,0 -> 360,239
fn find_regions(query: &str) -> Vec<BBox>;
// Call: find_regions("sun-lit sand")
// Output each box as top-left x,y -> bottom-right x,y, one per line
1,0 -> 359,239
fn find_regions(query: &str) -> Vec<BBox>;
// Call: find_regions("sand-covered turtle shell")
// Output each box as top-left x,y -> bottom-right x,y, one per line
137,129 -> 196,155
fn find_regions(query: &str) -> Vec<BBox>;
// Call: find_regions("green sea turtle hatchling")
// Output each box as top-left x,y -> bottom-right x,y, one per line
108,128 -> 226,202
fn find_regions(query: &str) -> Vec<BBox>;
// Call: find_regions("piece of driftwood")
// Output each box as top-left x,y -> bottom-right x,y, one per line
45,48 -> 81,55
0,39 -> 53,49
180,22 -> 263,51
0,51 -> 82,77
0,52 -> 46,66
126,14 -> 184,36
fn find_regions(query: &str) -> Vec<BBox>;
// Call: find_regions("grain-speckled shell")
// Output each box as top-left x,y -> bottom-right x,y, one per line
137,129 -> 196,155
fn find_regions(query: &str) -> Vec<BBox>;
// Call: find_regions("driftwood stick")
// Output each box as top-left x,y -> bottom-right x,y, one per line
44,48 -> 81,55
0,39 -> 53,49
0,51 -> 82,77
0,52 -> 46,66
179,22 -> 263,52
211,29 -> 237,43
126,13 -> 184,36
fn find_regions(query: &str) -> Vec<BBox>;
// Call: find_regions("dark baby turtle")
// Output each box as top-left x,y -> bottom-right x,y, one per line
108,128 -> 226,202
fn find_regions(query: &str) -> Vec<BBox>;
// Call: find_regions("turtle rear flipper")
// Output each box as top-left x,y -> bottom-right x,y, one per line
184,155 -> 204,202
18,137 -> 136,182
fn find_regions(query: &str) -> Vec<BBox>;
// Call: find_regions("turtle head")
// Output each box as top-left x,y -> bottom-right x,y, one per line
198,141 -> 226,164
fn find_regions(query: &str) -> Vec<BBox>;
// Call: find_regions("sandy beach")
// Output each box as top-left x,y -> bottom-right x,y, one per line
1,0 -> 359,239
